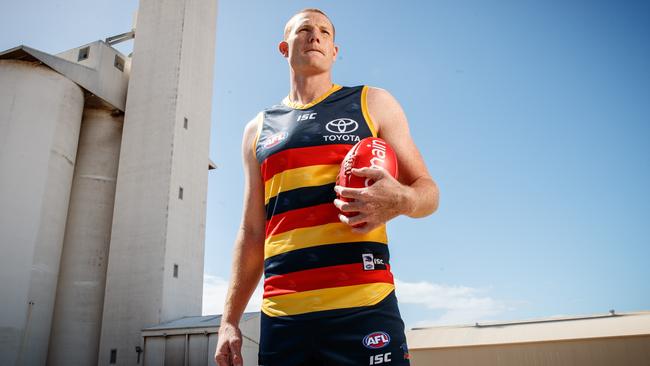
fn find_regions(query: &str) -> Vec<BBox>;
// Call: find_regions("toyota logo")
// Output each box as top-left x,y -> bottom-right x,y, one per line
326,118 -> 359,134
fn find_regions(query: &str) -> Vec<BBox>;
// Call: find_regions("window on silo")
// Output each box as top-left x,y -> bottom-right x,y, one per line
184,117 -> 188,129
178,187 -> 184,200
173,264 -> 179,278
109,349 -> 117,364
114,55 -> 125,72
78,47 -> 90,61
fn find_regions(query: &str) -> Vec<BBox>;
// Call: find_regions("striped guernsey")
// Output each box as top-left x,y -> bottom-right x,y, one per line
253,84 -> 396,318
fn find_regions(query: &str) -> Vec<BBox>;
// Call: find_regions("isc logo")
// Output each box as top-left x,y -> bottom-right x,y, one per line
297,112 -> 317,121
369,352 -> 392,365
363,331 -> 391,349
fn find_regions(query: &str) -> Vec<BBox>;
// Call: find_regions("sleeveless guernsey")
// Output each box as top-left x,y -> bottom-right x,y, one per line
254,84 -> 395,318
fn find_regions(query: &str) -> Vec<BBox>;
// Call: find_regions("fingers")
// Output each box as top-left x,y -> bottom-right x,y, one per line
214,347 -> 230,366
351,167 -> 386,180
333,198 -> 363,212
214,332 -> 243,366
228,338 -> 243,366
334,185 -> 363,199
338,213 -> 367,226
338,212 -> 381,233
215,355 -> 228,366
352,222 -> 381,234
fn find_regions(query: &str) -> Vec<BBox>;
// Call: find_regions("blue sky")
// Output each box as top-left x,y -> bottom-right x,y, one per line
2,0 -> 648,328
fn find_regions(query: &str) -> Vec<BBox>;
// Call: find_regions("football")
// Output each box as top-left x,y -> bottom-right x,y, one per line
336,137 -> 399,202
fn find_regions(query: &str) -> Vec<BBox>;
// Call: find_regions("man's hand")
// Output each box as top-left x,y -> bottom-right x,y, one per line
334,167 -> 414,233
214,322 -> 244,366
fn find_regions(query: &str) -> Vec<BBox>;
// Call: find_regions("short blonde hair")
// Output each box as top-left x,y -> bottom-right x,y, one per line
283,8 -> 336,40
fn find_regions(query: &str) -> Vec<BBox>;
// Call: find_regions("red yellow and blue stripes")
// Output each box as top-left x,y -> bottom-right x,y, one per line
256,86 -> 394,317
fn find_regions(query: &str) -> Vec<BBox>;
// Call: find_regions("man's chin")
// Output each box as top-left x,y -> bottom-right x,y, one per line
292,62 -> 331,75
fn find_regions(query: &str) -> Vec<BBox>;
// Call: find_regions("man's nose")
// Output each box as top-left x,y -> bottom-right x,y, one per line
308,32 -> 321,44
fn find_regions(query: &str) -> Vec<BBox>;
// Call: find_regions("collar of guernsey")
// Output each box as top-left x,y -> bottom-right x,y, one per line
253,85 -> 396,319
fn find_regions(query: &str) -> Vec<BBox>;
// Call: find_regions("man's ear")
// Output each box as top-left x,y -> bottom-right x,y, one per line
279,41 -> 289,58
332,45 -> 339,62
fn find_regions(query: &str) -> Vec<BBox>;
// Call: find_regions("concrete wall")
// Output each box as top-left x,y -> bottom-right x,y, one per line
47,105 -> 124,366
0,60 -> 84,365
98,0 -> 217,364
409,335 -> 650,366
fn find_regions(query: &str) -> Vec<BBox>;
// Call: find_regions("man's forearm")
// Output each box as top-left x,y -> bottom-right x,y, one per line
221,236 -> 264,325
402,177 -> 439,218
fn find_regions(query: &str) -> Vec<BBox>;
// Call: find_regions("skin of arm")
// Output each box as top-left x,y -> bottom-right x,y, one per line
214,117 -> 266,366
334,87 -> 439,233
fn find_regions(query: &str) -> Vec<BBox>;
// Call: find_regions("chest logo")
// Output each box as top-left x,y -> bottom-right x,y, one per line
297,112 -> 317,122
262,131 -> 288,149
326,118 -> 359,134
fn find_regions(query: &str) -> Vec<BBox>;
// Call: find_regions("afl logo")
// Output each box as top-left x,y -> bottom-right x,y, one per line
326,118 -> 359,134
262,132 -> 288,149
363,331 -> 391,349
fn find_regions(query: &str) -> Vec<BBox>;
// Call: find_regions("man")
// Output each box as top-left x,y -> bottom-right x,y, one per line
215,8 -> 438,366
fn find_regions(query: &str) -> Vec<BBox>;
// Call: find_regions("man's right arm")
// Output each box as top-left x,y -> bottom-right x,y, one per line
214,115 -> 266,366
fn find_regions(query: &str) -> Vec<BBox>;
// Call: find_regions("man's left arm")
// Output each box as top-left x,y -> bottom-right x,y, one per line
334,87 -> 439,233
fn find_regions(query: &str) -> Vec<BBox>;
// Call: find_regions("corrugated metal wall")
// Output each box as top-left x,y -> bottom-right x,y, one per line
143,332 -> 258,366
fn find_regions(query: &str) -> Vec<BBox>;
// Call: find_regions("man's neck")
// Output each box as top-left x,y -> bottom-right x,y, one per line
288,72 -> 334,106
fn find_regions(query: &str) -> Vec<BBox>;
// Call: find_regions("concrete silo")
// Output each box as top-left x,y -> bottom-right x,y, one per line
1,0 -> 217,364
0,59 -> 84,366
0,40 -> 130,365
47,102 -> 124,366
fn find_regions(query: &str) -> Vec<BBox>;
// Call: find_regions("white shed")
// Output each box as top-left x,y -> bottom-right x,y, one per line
141,313 -> 260,366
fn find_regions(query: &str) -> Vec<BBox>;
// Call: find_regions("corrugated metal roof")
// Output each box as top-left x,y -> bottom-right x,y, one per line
142,312 -> 260,331
407,311 -> 650,350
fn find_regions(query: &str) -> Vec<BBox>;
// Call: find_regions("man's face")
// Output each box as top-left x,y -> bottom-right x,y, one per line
280,12 -> 338,75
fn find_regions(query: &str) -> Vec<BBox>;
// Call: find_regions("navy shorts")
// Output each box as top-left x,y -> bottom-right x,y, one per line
258,291 -> 411,366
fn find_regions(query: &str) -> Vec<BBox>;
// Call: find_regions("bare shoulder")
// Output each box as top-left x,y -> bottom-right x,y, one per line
240,111 -> 266,238
366,86 -> 396,103
240,111 -> 265,164
242,112 -> 263,146
365,86 -> 408,136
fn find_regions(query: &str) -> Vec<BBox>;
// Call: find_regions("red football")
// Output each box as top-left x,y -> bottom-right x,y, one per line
337,137 -> 399,202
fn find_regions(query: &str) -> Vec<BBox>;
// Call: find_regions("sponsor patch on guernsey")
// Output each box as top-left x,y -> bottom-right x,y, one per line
363,331 -> 391,349
362,254 -> 375,271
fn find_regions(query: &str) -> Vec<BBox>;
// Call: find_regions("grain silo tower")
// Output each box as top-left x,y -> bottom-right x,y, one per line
0,1 -> 217,365
0,41 -> 130,366
98,0 -> 217,364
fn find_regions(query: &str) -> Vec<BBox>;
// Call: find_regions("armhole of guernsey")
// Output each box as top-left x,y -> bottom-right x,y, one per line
251,111 -> 264,161
361,85 -> 378,137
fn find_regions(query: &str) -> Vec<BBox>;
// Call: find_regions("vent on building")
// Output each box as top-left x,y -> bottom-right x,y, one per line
179,187 -> 184,200
173,264 -> 179,278
184,117 -> 188,129
78,46 -> 90,61
110,349 -> 117,364
114,55 -> 125,72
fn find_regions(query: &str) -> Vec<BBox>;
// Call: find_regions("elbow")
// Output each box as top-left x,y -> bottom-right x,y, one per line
407,178 -> 439,218
429,193 -> 440,216
411,198 -> 438,218
429,182 -> 440,215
